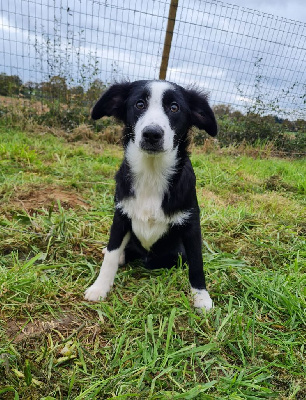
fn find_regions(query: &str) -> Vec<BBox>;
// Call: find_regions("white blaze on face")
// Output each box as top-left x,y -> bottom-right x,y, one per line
134,81 -> 175,152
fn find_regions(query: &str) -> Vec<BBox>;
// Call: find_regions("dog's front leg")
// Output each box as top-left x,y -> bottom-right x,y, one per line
182,219 -> 213,311
85,211 -> 131,302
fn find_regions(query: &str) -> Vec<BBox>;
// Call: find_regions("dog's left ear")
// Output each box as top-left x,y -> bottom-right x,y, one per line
91,82 -> 131,122
185,89 -> 218,136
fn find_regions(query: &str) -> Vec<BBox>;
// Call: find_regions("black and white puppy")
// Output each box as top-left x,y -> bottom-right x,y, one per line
85,80 -> 217,310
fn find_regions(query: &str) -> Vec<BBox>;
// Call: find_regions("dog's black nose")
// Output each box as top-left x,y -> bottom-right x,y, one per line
142,126 -> 164,144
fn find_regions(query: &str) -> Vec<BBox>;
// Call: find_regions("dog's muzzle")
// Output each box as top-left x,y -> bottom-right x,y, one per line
140,125 -> 164,153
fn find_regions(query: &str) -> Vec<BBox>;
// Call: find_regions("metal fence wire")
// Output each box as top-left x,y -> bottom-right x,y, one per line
0,0 -> 305,119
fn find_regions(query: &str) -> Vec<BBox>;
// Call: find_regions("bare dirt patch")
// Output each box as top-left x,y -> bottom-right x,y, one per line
8,186 -> 90,213
4,312 -> 106,350
5,314 -> 81,343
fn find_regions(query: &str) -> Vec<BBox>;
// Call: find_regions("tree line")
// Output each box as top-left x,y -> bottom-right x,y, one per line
0,72 -> 106,105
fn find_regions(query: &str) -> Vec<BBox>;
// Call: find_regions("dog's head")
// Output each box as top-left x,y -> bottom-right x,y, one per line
91,80 -> 217,153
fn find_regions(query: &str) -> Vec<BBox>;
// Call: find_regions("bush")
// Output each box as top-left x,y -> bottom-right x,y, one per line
274,130 -> 306,155
191,108 -> 306,157
216,113 -> 282,146
34,104 -> 90,131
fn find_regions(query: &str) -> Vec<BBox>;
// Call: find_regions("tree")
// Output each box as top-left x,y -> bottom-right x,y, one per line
213,104 -> 234,117
0,73 -> 22,96
213,104 -> 243,119
21,81 -> 38,98
39,75 -> 68,102
295,119 -> 306,132
86,79 -> 106,103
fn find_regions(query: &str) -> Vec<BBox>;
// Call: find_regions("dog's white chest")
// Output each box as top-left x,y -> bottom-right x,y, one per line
118,190 -> 168,250
117,144 -> 190,250
118,190 -> 190,250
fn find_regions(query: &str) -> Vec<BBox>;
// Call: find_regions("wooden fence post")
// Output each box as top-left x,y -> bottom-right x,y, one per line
159,0 -> 179,80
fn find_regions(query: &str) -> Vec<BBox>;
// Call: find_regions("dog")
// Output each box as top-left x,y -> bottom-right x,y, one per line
85,80 -> 217,310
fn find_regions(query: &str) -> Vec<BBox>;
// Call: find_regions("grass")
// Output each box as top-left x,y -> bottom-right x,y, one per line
0,126 -> 305,399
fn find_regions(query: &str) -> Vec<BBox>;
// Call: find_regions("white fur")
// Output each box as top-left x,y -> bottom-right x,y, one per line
117,142 -> 189,250
102,247 -> 125,265
191,288 -> 213,310
134,81 -> 175,152
84,233 -> 130,301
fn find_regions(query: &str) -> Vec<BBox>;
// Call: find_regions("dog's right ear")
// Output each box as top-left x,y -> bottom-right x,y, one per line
91,82 -> 131,121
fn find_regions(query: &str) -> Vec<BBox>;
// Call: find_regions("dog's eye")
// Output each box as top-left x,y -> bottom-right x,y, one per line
170,102 -> 179,113
136,100 -> 146,110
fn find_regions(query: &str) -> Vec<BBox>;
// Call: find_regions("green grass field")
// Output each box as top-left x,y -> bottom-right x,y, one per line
0,127 -> 305,399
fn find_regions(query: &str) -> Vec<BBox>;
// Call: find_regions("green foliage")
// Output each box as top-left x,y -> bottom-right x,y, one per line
274,130 -> 306,154
200,105 -> 306,155
214,111 -> 282,146
0,73 -> 22,96
35,104 -> 90,130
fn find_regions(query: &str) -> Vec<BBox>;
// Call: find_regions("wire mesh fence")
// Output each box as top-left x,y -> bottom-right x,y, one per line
0,0 -> 305,119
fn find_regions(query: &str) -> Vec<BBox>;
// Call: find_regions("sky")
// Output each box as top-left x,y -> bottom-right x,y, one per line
0,0 -> 305,118
226,0 -> 306,23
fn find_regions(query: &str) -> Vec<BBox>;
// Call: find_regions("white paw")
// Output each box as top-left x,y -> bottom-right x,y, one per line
191,288 -> 213,311
84,283 -> 109,302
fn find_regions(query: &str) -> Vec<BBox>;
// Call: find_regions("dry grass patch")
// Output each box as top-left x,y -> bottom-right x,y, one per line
250,192 -> 304,217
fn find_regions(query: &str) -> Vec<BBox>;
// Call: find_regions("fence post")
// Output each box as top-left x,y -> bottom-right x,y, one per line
159,0 -> 179,80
